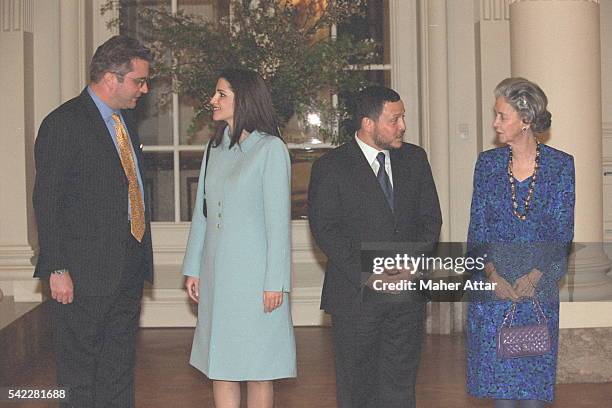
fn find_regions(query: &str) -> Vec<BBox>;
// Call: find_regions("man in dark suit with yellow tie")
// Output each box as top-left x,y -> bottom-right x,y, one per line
308,86 -> 442,408
33,35 -> 154,408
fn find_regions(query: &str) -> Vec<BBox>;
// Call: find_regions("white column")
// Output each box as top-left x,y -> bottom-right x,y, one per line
92,0 -> 118,49
420,0 -> 457,334
476,0 -> 511,152
421,0 -> 450,241
33,0 -> 61,130
0,0 -> 37,300
509,0 -> 612,301
59,0 -> 87,101
389,0 -> 420,146
447,1 -> 479,242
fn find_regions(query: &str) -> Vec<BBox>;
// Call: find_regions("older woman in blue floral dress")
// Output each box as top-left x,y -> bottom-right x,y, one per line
466,77 -> 575,408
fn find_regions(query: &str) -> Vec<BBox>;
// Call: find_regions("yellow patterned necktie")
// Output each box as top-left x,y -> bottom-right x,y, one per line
112,113 -> 145,242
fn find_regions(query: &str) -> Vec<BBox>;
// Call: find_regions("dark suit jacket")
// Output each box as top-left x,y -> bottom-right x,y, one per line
33,88 -> 154,296
308,138 -> 442,314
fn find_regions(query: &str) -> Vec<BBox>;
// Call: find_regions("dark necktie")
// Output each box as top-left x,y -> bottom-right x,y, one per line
376,152 -> 394,211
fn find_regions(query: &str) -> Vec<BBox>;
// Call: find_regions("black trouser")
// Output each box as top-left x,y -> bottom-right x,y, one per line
331,301 -> 425,408
53,235 -> 144,408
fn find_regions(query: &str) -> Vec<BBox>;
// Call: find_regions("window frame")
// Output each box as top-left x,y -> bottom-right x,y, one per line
99,0 -> 419,260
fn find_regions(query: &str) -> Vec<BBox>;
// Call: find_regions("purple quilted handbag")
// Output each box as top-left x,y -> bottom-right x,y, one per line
497,298 -> 551,359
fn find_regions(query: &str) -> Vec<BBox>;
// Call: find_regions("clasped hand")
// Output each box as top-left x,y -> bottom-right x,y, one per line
484,263 -> 542,301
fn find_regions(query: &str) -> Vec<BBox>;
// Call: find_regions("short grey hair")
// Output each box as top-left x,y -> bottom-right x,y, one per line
494,77 -> 552,133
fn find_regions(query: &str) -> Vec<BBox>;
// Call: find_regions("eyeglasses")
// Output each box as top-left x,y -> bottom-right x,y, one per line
114,72 -> 149,88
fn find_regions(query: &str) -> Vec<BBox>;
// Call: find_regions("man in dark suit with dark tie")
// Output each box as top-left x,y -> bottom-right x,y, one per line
308,86 -> 442,408
33,35 -> 154,408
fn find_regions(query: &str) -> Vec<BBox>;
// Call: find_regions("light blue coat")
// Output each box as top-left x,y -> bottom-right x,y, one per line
182,129 -> 296,380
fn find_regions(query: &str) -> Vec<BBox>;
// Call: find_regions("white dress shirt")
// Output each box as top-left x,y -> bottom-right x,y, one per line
355,133 -> 394,187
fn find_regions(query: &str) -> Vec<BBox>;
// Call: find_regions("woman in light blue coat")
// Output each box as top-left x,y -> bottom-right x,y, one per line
183,68 -> 296,408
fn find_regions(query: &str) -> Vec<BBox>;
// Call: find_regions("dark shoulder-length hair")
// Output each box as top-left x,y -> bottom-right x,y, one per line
212,68 -> 281,148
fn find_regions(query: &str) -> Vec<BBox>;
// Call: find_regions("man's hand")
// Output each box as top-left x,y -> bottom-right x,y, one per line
263,291 -> 283,313
50,272 -> 74,304
185,277 -> 200,304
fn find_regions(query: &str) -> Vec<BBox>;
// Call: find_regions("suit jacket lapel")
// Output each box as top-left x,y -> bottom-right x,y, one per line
78,89 -> 124,171
121,110 -> 146,179
80,89 -> 146,183
122,111 -> 152,221
347,139 -> 395,218
390,147 -> 411,216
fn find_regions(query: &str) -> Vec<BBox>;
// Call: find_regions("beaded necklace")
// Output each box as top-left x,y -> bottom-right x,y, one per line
508,141 -> 540,221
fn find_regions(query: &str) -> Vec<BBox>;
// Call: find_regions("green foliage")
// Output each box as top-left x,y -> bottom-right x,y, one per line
102,0 -> 380,144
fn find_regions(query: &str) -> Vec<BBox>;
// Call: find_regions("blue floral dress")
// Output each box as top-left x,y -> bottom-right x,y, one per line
466,144 -> 575,402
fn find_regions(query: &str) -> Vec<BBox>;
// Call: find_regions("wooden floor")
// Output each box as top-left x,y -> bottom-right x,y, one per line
8,327 -> 612,407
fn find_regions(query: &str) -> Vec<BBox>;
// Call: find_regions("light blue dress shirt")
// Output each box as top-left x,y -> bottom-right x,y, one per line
87,87 -> 145,219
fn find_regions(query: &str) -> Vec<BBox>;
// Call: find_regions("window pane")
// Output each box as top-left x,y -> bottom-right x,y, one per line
143,152 -> 175,221
363,70 -> 390,87
120,1 -> 174,146
282,90 -> 334,145
179,148 -> 332,221
179,95 -> 216,146
179,150 -> 205,221
121,0 -> 390,224
178,0 -> 229,19
176,2 -> 228,146
337,0 -> 390,65
290,148 -> 332,219
119,0 -> 169,34
135,78 -> 173,146
343,70 -> 389,88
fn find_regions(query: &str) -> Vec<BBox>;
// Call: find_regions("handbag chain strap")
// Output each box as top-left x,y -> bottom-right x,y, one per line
501,296 -> 548,328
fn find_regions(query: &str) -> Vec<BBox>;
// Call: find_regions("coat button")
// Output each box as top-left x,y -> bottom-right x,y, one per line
218,201 -> 222,206
216,223 -> 221,229
218,213 -> 222,218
